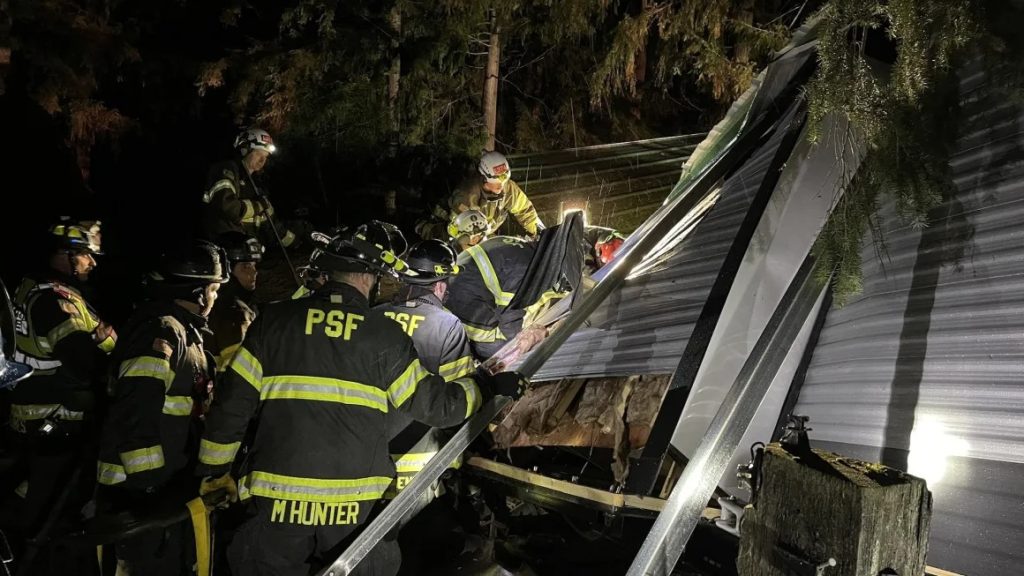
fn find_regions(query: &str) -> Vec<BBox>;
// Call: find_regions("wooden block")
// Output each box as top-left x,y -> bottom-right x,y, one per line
738,444 -> 932,576
545,379 -> 585,429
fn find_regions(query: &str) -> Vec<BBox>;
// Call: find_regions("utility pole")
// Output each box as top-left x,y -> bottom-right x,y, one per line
482,9 -> 500,152
385,3 -> 401,216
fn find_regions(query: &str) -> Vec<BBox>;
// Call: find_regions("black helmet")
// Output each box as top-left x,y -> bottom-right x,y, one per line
404,240 -> 460,285
49,219 -> 103,256
310,221 -> 410,279
216,232 -> 264,263
149,240 -> 231,287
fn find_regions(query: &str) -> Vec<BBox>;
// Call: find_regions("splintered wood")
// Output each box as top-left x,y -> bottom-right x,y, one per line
490,374 -> 670,483
738,444 -> 932,576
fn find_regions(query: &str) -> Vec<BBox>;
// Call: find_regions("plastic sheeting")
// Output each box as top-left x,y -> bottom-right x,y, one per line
794,69 -> 1024,575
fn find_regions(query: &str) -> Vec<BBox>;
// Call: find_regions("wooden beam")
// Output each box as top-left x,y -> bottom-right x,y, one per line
466,456 -> 722,519
925,568 -> 963,576
468,456 -> 666,512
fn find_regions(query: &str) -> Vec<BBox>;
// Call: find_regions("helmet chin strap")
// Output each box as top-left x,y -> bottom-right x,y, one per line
194,286 -> 211,310
368,273 -> 383,306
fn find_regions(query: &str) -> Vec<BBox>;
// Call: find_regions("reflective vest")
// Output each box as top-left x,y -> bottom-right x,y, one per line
9,276 -> 115,432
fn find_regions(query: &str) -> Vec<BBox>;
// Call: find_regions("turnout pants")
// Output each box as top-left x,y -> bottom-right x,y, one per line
228,496 -> 400,576
96,484 -> 193,576
114,523 -> 188,576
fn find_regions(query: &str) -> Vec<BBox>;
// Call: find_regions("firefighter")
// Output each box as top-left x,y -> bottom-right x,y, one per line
201,127 -> 299,249
445,235 -> 535,361
0,220 -> 116,546
374,240 -> 476,504
445,217 -> 585,362
291,228 -> 346,300
95,240 -> 228,575
196,221 -> 526,576
416,152 -> 543,241
208,232 -> 264,372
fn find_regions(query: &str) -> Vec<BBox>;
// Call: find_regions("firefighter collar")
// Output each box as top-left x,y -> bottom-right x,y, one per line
139,300 -> 210,344
219,277 -> 256,306
318,282 -> 370,310
412,293 -> 443,309
396,292 -> 443,310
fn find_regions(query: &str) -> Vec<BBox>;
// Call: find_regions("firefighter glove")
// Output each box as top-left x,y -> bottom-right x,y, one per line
258,198 -> 275,217
478,370 -> 529,400
199,473 -> 238,506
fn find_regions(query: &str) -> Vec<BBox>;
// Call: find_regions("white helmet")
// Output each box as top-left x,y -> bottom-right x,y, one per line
234,128 -> 276,156
478,151 -> 511,185
448,209 -> 489,239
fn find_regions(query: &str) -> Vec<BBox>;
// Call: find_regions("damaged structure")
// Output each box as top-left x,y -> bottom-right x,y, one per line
330,14 -> 1023,576
462,15 -> 1023,576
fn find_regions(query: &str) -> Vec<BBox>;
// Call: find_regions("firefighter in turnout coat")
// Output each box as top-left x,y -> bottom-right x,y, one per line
444,235 -> 538,360
95,240 -> 228,575
207,232 -> 264,372
196,221 -> 527,576
416,152 -> 543,242
445,212 -> 586,362
374,240 -> 475,507
201,128 -> 298,248
1,221 -> 115,544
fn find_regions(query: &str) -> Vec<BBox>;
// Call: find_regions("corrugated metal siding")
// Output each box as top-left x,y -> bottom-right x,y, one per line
532,118 -> 795,381
508,135 -> 703,233
794,69 -> 1024,575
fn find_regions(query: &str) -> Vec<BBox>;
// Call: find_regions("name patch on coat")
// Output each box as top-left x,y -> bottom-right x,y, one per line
269,500 -> 360,526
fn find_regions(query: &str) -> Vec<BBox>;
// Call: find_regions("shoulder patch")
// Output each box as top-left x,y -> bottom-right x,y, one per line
152,338 -> 174,359
50,283 -> 75,299
57,299 -> 81,317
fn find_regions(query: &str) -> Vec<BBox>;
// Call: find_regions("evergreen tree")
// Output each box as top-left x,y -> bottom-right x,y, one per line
806,0 -> 1024,303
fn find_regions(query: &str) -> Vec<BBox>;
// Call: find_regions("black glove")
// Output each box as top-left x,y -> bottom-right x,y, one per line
475,370 -> 529,400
